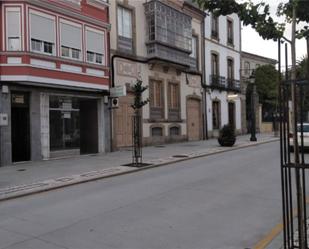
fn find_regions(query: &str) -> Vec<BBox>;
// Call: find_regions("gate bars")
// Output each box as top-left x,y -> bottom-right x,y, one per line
279,41 -> 309,248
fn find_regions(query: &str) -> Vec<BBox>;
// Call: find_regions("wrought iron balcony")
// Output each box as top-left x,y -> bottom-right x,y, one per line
210,75 -> 240,92
227,37 -> 234,45
211,30 -> 218,39
227,78 -> 240,91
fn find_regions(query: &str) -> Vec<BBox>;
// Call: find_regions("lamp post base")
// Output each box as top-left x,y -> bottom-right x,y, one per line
250,136 -> 257,142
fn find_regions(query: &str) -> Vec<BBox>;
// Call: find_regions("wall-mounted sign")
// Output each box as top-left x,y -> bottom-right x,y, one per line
110,86 -> 126,98
12,94 -> 24,104
0,113 -> 8,126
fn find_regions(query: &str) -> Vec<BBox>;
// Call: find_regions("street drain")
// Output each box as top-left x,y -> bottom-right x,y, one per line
17,169 -> 26,172
172,155 -> 189,158
154,145 -> 165,148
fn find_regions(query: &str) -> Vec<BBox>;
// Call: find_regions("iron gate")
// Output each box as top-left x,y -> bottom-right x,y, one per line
279,43 -> 309,248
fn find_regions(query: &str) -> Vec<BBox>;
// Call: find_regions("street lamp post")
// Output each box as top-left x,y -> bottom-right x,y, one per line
249,72 -> 257,142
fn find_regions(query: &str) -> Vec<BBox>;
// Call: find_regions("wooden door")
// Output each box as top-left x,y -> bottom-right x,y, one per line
187,98 -> 201,141
114,94 -> 135,148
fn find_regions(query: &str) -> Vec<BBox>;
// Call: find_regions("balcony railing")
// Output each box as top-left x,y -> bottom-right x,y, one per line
227,37 -> 234,45
211,30 -> 218,39
210,75 -> 240,92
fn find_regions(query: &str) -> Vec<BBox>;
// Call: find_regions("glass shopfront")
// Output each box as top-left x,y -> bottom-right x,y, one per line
49,96 -> 80,151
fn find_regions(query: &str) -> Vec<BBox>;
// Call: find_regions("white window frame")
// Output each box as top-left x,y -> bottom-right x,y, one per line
117,6 -> 132,39
85,27 -> 105,65
29,10 -> 56,56
60,19 -> 83,61
6,7 -> 22,51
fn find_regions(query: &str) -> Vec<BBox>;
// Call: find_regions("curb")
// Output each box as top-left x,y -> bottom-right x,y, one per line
0,138 -> 279,202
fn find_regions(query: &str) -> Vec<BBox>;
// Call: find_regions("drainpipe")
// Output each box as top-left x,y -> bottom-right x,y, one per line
202,13 -> 208,139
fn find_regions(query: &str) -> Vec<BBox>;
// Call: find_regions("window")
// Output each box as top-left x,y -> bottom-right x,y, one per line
190,36 -> 198,69
244,61 -> 250,75
6,8 -> 21,51
227,59 -> 234,80
117,6 -> 133,52
60,21 -> 82,60
211,14 -> 219,39
170,126 -> 180,136
30,12 -> 55,55
227,19 -> 234,45
211,53 -> 219,76
168,83 -> 180,120
152,127 -> 163,137
150,80 -> 164,119
86,28 -> 105,65
212,101 -> 221,129
31,39 -> 54,54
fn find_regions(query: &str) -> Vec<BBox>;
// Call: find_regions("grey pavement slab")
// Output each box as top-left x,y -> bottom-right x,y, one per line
0,142 -> 282,249
0,133 -> 278,201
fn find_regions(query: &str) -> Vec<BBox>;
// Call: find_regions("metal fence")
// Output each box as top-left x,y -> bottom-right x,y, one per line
279,43 -> 309,249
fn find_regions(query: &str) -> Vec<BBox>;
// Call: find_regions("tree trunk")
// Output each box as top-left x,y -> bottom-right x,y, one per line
291,3 -> 305,248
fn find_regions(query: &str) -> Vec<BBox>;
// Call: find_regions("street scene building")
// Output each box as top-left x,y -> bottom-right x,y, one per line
110,0 -> 206,150
241,51 -> 277,133
0,0 -> 110,165
204,11 -> 242,137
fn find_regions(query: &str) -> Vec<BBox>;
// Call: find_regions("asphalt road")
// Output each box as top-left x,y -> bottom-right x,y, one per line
0,141 -> 282,249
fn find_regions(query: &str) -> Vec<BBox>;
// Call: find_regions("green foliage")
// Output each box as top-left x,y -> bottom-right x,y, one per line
194,0 -> 284,41
218,124 -> 236,146
296,56 -> 308,78
254,65 -> 279,107
194,0 -> 309,41
131,79 -> 149,110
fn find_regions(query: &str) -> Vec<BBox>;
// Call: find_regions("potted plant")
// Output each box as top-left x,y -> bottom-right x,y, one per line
218,125 -> 236,147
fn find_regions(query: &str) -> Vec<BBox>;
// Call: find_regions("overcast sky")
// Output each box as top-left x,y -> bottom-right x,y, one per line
241,0 -> 307,68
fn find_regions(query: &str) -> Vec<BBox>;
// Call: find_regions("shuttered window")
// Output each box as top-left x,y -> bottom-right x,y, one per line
150,80 -> 164,119
30,12 -> 55,55
86,29 -> 105,65
6,8 -> 21,51
60,21 -> 82,60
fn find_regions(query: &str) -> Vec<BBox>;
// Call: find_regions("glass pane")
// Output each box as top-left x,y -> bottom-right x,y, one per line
123,8 -> 132,38
117,7 -> 123,36
50,110 -> 64,150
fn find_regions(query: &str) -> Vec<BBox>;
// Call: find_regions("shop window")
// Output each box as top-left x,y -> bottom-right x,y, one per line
170,126 -> 180,136
152,127 -> 163,137
49,96 -> 80,151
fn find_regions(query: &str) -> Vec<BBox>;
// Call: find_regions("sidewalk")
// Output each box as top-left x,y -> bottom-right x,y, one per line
0,133 -> 278,201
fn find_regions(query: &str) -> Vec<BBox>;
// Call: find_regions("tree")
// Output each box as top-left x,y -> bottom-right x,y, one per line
131,80 -> 149,167
254,65 -> 279,121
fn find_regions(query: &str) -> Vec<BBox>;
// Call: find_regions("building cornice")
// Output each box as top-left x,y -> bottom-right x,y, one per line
204,37 -> 241,55
241,51 -> 277,65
